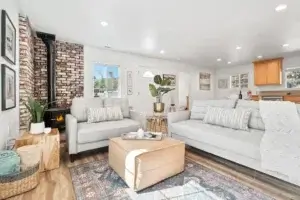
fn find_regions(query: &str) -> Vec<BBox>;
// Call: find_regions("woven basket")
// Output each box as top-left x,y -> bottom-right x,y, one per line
0,163 -> 40,199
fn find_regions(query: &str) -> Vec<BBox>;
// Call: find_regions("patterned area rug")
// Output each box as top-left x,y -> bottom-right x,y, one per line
69,158 -> 274,200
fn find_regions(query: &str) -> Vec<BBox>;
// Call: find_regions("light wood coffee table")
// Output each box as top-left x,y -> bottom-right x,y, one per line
109,137 -> 185,191
15,128 -> 60,172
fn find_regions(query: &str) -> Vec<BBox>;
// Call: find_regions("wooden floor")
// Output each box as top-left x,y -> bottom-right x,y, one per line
7,147 -> 300,200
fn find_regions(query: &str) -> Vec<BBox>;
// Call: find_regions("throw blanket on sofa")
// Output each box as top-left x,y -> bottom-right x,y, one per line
259,100 -> 300,184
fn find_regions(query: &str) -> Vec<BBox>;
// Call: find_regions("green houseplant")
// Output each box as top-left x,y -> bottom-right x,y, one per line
24,98 -> 48,134
149,75 -> 174,113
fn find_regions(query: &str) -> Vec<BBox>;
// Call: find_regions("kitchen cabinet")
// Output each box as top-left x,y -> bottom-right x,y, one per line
253,58 -> 283,86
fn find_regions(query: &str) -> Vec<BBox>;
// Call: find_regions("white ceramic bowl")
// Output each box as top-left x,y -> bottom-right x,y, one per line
44,127 -> 52,134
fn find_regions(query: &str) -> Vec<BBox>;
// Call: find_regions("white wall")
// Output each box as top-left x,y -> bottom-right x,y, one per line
84,46 -> 215,112
0,0 -> 20,149
215,55 -> 300,99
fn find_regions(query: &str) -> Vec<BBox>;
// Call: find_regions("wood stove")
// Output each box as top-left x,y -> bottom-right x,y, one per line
37,31 -> 70,131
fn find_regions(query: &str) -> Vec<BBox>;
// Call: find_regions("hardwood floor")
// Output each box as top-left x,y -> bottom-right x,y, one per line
7,146 -> 300,200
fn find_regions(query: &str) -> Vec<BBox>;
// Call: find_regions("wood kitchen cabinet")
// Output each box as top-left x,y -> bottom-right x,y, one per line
253,58 -> 283,86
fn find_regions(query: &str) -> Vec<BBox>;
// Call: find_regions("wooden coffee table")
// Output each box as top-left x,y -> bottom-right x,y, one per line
15,128 -> 60,172
109,137 -> 185,191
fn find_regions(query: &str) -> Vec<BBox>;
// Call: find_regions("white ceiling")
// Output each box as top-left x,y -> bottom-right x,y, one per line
19,0 -> 300,68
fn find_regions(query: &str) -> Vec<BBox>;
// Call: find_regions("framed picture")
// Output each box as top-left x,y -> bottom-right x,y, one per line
1,10 -> 16,64
218,79 -> 228,89
199,72 -> 211,90
1,64 -> 16,110
163,74 -> 176,86
127,71 -> 133,95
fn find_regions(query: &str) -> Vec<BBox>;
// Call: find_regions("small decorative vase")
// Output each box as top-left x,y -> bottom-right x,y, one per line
30,122 -> 45,135
153,102 -> 165,113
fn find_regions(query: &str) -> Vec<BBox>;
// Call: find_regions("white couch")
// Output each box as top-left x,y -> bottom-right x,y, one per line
168,99 -> 300,187
66,97 -> 141,162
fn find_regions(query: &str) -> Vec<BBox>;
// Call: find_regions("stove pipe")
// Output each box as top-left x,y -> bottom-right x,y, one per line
36,32 -> 56,108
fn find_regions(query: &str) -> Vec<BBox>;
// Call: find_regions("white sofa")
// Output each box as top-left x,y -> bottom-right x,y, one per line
66,97 -> 141,162
168,99 -> 300,187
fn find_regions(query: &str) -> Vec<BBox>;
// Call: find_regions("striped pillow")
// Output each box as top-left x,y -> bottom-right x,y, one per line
87,107 -> 107,123
203,107 -> 252,131
106,107 -> 124,121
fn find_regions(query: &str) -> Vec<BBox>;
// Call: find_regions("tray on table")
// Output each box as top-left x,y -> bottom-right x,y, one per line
121,132 -> 163,141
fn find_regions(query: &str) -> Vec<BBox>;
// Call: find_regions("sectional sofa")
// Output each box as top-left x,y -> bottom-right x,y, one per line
168,99 -> 300,187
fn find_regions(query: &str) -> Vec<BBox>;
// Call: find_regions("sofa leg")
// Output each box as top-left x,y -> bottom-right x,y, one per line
70,154 -> 76,163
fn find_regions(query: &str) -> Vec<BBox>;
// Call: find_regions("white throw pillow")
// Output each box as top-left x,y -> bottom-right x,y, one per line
203,107 -> 252,131
106,107 -> 124,121
86,107 -> 107,123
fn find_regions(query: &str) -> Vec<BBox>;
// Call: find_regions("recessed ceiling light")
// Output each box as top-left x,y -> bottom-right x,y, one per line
282,43 -> 289,47
257,55 -> 263,59
217,58 -> 222,62
236,46 -> 242,50
275,4 -> 287,12
101,21 -> 108,27
104,44 -> 111,48
160,50 -> 165,54
227,61 -> 232,64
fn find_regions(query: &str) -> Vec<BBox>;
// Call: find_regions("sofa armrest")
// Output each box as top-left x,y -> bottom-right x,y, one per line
168,111 -> 190,124
129,110 -> 146,129
65,114 -> 78,154
167,111 -> 190,136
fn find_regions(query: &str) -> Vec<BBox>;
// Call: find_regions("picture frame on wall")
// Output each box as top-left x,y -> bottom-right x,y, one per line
127,71 -> 133,95
1,64 -> 16,110
218,78 -> 228,89
199,72 -> 211,90
1,10 -> 16,64
163,74 -> 176,86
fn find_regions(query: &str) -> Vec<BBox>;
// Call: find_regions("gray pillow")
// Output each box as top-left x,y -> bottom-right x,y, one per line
106,107 -> 123,121
203,107 -> 252,131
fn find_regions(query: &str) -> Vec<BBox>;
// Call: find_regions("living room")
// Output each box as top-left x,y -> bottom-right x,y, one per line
1,0 -> 300,199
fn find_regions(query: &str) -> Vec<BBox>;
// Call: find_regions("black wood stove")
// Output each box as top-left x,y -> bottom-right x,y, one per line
37,32 -> 70,131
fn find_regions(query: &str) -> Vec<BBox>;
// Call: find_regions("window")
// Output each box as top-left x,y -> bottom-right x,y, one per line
230,73 -> 248,88
286,68 -> 300,88
93,64 -> 120,97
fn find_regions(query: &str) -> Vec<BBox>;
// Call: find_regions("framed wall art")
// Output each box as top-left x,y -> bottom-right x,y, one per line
163,74 -> 176,86
1,64 -> 16,110
218,78 -> 228,89
1,10 -> 16,64
127,71 -> 133,95
199,72 -> 211,90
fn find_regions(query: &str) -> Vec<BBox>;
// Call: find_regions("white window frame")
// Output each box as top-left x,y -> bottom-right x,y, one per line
285,68 -> 300,89
93,63 -> 121,98
230,73 -> 248,89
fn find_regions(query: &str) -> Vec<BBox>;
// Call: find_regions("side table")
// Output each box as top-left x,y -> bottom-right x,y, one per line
146,114 -> 168,134
15,128 -> 60,172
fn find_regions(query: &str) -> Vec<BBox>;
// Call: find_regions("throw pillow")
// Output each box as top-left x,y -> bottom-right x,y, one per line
87,107 -> 107,123
106,107 -> 124,121
203,107 -> 252,131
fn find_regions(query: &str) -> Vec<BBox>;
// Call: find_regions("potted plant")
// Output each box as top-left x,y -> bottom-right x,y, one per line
149,75 -> 174,113
24,98 -> 48,134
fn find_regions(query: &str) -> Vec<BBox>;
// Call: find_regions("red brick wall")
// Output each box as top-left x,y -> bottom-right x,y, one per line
33,39 -> 84,107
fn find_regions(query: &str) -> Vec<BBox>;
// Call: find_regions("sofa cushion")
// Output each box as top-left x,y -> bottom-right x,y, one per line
170,120 -> 264,160
236,100 -> 265,130
106,107 -> 124,121
204,107 -> 251,131
87,107 -> 107,123
190,99 -> 237,120
104,98 -> 130,118
77,119 -> 139,144
71,97 -> 104,122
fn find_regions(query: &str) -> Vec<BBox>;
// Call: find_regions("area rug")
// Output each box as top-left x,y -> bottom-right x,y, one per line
69,158 -> 274,200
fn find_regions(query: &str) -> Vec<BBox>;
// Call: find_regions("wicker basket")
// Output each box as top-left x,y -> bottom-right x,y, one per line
0,163 -> 40,199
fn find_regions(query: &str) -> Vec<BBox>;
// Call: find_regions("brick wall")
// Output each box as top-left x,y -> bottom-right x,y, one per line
55,41 -> 84,106
19,15 -> 35,131
33,40 -> 84,107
